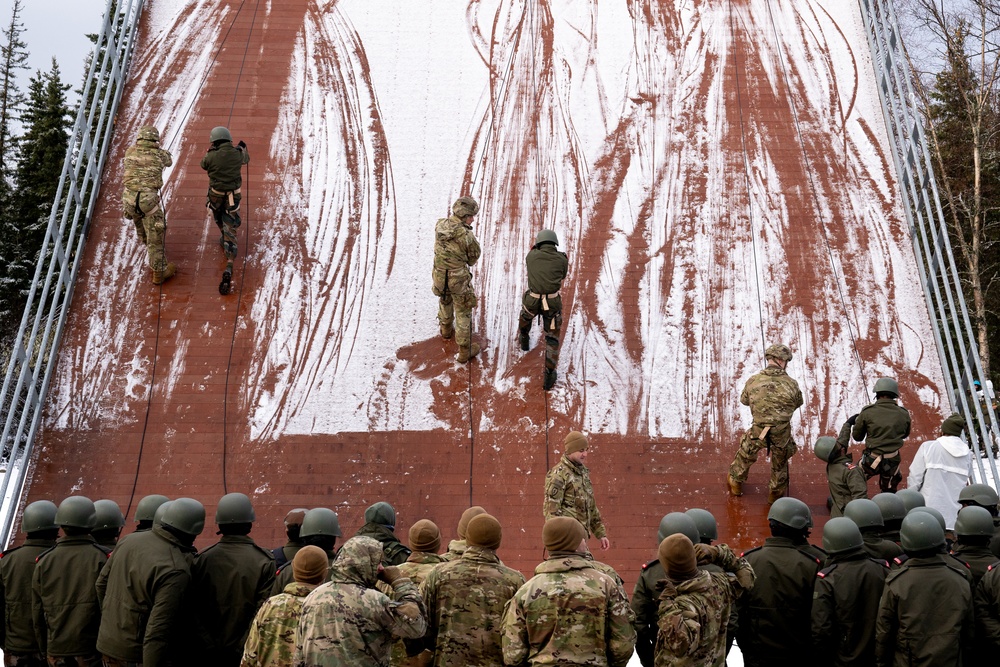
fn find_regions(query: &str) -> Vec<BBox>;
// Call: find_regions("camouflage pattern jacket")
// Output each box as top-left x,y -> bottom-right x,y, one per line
201,141 -> 249,192
827,452 -> 868,517
543,456 -> 607,539
0,537 -> 57,653
391,551 -> 444,667
432,215 -> 480,297
295,537 -> 426,667
439,540 -> 466,562
123,139 -> 172,194
418,546 -> 525,667
740,364 -> 803,425
355,523 -> 412,566
241,581 -> 318,667
851,398 -> 911,456
501,554 -> 635,667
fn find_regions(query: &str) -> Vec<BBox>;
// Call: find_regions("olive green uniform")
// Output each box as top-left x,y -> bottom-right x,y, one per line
951,543 -> 996,587
827,452 -> 868,517
811,551 -> 889,667
974,562 -> 1000,655
542,455 -> 607,539
432,214 -> 481,348
852,398 -> 911,493
518,244 -> 568,372
1,537 -> 57,665
122,138 -> 173,274
354,523 -> 411,566
201,141 -> 250,264
860,533 -> 902,562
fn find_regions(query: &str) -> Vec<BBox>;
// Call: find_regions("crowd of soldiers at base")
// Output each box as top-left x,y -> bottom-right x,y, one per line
0,428 -> 999,667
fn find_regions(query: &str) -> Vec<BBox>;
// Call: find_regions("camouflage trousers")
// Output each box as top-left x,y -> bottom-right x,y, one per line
729,421 -> 797,496
438,291 -> 477,347
207,190 -> 242,262
518,292 -> 562,370
122,190 -> 167,272
46,656 -> 102,667
3,653 -> 45,667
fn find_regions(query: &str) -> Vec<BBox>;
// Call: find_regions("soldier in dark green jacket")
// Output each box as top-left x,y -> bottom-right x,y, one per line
974,561 -> 1000,655
951,505 -> 998,586
844,498 -> 903,562
31,496 -> 108,666
201,126 -> 250,295
851,377 -> 911,493
272,508 -> 340,595
95,498 -> 204,667
1,500 -> 58,667
958,483 -> 1000,558
517,229 -> 569,391
191,493 -> 275,666
816,434 -> 867,517
354,502 -> 411,566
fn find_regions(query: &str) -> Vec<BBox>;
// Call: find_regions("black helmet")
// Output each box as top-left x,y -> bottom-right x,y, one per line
900,511 -> 945,552
452,196 -> 479,218
55,496 -> 97,529
908,505 -> 945,530
364,501 -> 396,528
844,498 -> 884,530
301,508 -> 342,538
872,492 -> 907,523
657,512 -> 700,544
958,483 -> 999,508
954,505 -> 995,537
210,126 -> 232,143
872,377 -> 899,397
767,497 -> 812,530
22,500 -> 58,533
813,436 -> 839,463
896,489 -> 925,512
135,494 -> 170,523
684,508 -> 718,543
822,517 -> 864,554
215,492 -> 255,525
160,498 -> 205,536
93,499 -> 125,530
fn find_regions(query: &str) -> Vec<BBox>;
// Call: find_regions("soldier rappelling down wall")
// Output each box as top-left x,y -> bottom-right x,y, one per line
518,229 -> 568,391
201,126 -> 249,295
122,126 -> 176,285
432,196 -> 482,363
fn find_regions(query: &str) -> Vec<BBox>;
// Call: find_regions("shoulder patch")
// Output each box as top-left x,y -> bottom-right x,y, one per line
34,545 -> 57,562
740,546 -> 763,558
0,545 -> 22,558
988,561 -> 1000,572
845,463 -> 857,470
641,558 -> 658,571
254,543 -> 277,560
817,563 -> 838,578
869,558 -> 890,569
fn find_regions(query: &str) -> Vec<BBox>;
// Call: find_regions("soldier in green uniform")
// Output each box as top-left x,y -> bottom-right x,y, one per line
727,343 -> 804,504
354,502 -> 411,566
132,494 -> 170,533
192,493 -> 276,666
517,229 -> 569,390
417,514 -> 524,667
851,377 -> 911,493
844,498 -> 903,561
91,499 -> 125,551
241,546 -> 328,667
957,483 -> 1000,558
871,492 -> 906,544
1,500 -> 58,667
875,512 -> 973,666
501,517 -> 635,667
122,126 -> 176,285
815,435 -> 867,517
294,536 -> 426,667
975,560 -> 1000,655
440,506 -> 486,562
811,517 -> 889,667
201,126 -> 250,295
653,534 -> 754,667
951,505 -> 997,586
432,196 -> 482,363
272,508 -> 308,569
272,508 -> 340,595
31,496 -> 108,667
96,498 -> 204,667
543,431 -> 609,550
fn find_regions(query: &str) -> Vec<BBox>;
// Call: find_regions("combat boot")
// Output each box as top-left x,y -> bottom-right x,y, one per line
456,343 -> 481,363
767,488 -> 785,505
543,368 -> 557,391
440,322 -> 454,339
151,262 -> 177,285
219,267 -> 233,295
726,473 -> 743,497
519,332 -> 530,351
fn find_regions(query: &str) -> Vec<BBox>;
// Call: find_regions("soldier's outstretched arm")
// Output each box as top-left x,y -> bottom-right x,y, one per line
607,584 -> 637,667
381,579 -> 427,639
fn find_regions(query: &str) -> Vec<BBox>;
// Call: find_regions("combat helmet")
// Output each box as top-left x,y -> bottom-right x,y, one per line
160,497 -> 206,537
452,196 -> 479,219
872,377 -> 899,398
301,508 -> 342,538
135,494 -> 170,523
895,488 -> 925,513
22,500 -> 58,533
822,517 -> 864,555
535,229 -> 559,246
813,436 -> 840,463
872,492 -> 907,524
657,512 -> 700,544
364,501 -> 396,528
93,499 -> 125,530
767,497 -> 812,530
764,344 -> 792,362
210,126 -> 233,143
900,511 -> 945,552
153,501 -> 173,528
844,498 -> 884,530
215,492 -> 255,525
684,508 -> 718,543
909,505 -> 945,530
954,505 -> 995,537
138,126 -> 160,143
55,496 -> 97,529
958,483 -> 999,509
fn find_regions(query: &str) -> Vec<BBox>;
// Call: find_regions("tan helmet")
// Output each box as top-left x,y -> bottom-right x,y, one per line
764,343 -> 793,362
452,196 -> 479,218
138,126 -> 160,143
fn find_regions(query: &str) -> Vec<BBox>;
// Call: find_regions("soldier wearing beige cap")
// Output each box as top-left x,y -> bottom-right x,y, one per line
543,431 -> 609,550
441,506 -> 487,562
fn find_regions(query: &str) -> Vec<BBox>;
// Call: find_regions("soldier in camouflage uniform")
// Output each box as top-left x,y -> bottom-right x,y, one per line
122,126 -> 176,285
201,126 -> 250,295
432,196 -> 482,363
1,500 -> 58,667
440,506 -> 486,562
543,431 -> 609,550
653,534 -> 754,667
272,508 -> 340,595
501,517 -> 635,667
241,546 -> 328,667
354,502 -> 411,566
391,520 -> 444,667
517,229 -> 569,391
294,536 -> 426,667
727,343 -> 804,504
851,377 -> 911,493
417,514 -> 524,667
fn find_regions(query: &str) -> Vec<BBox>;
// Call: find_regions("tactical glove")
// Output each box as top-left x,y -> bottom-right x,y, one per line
379,565 -> 403,585
847,414 -> 859,426
693,543 -> 718,564
237,140 -> 247,149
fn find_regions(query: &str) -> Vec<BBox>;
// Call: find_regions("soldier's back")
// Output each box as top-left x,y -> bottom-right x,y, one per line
33,536 -> 109,656
811,555 -> 888,667
1,539 -> 55,654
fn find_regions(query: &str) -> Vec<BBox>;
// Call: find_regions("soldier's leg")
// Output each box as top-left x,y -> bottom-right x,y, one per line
879,459 -> 902,493
729,426 -> 765,483
221,192 -> 240,259
438,293 -> 454,332
542,308 -> 563,370
143,207 -> 166,273
518,295 -> 538,351
767,423 -> 795,500
454,294 -> 473,348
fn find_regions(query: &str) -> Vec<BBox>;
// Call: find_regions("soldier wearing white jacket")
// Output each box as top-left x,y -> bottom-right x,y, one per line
907,413 -> 973,530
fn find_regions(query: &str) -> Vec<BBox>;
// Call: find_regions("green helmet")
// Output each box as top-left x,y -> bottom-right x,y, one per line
813,436 -> 839,462
535,229 -> 559,246
215,492 -> 255,525
364,501 -> 396,528
872,377 -> 899,397
138,125 -> 160,142
135,494 -> 170,523
958,483 -> 999,508
900,511 -> 945,552
844,498 -> 884,530
872,492 -> 907,523
895,488 -> 925,512
93,499 -> 125,530
22,500 -> 58,533
684,508 -> 718,543
908,505 -> 945,530
452,196 -> 479,218
767,497 -> 812,530
55,496 -> 97,529
301,508 -> 342,537
823,517 -> 864,554
153,501 -> 173,528
657,512 -> 700,544
954,505 -> 995,537
160,497 -> 205,536
764,344 -> 792,362
210,126 -> 232,143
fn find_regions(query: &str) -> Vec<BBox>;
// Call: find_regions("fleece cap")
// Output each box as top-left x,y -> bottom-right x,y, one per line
292,545 -> 329,585
466,514 -> 503,550
564,431 -> 589,455
942,413 -> 966,436
543,516 -> 587,553
658,534 -> 699,581
409,519 -> 441,553
457,506 -> 487,540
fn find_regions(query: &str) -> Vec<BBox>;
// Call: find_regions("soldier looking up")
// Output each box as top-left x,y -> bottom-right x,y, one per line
354,501 -> 411,566
440,505 -> 486,562
201,126 -> 249,295
815,435 -> 867,517
122,126 -> 175,285
543,431 -> 609,550
517,229 -> 569,391
851,376 -> 911,493
432,196 -> 482,363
